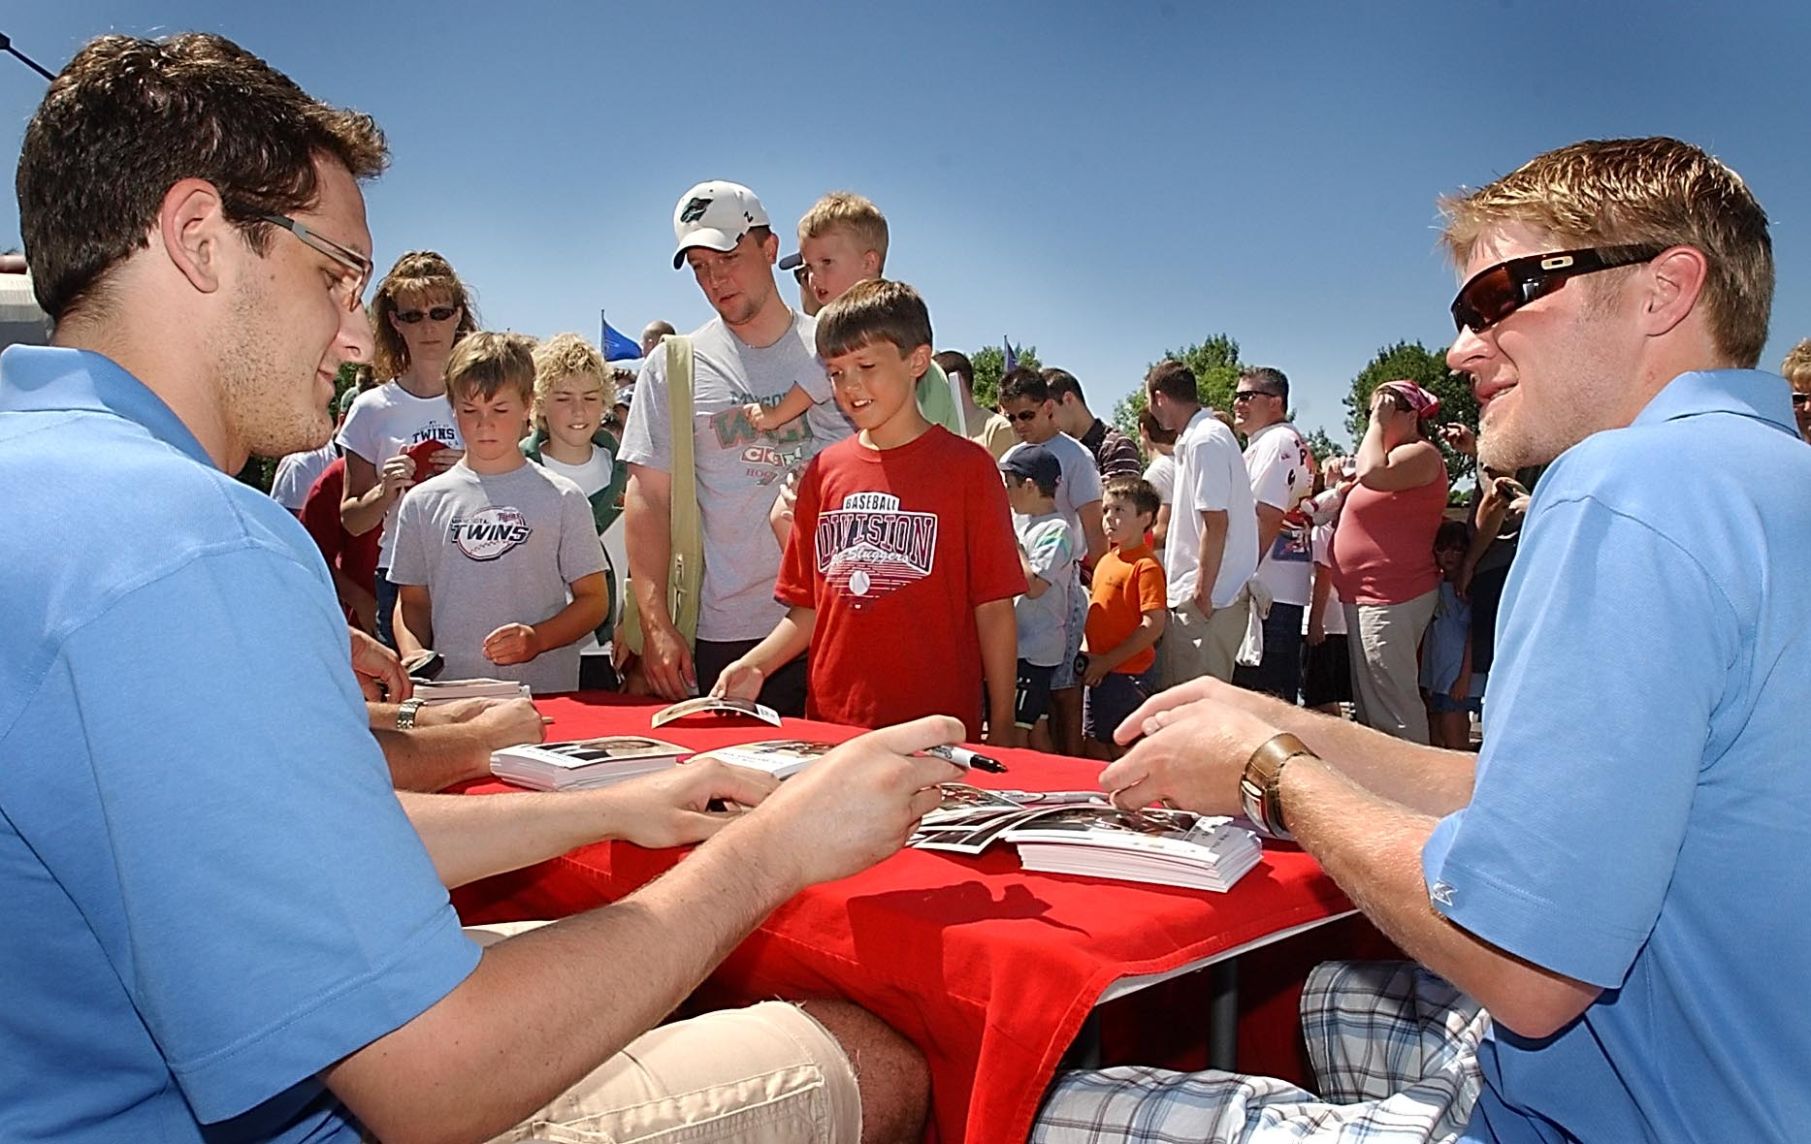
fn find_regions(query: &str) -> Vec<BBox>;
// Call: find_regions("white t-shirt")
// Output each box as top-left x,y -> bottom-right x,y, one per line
1243,421 -> 1314,607
1164,409 -> 1258,611
337,381 -> 463,567
268,442 -> 336,512
538,447 -> 617,656
618,312 -> 852,642
1308,522 -> 1348,637
1002,433 -> 1104,561
1143,453 -> 1176,505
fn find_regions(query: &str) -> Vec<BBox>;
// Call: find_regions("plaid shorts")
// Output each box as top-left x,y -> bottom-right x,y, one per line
1031,960 -> 1489,1143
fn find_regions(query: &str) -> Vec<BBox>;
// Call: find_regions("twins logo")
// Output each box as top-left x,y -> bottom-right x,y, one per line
815,492 -> 938,607
450,507 -> 533,561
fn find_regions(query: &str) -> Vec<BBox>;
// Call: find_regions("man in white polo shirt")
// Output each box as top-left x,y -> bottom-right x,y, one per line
1231,366 -> 1314,700
1145,359 -> 1256,687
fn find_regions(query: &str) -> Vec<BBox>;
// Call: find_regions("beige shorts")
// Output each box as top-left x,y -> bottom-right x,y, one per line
467,923 -> 863,1144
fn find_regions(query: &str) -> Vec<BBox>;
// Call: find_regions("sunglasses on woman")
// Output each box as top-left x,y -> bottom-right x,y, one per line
1450,245 -> 1663,334
394,304 -> 461,324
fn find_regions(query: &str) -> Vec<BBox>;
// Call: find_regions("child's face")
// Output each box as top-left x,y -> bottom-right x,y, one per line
1435,541 -> 1467,578
541,372 -> 605,452
1102,496 -> 1152,548
826,338 -> 928,436
799,227 -> 879,308
453,383 -> 532,472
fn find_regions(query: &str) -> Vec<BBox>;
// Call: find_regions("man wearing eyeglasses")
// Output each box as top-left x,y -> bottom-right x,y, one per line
1035,137 -> 1811,1143
2,33 -> 948,1144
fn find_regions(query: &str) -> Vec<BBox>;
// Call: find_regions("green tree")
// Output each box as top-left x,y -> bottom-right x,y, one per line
968,343 -> 1042,410
1111,334 -> 1246,445
1302,425 -> 1345,462
1345,340 -> 1479,485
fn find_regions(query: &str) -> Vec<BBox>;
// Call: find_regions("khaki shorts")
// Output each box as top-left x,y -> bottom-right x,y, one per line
467,923 -> 862,1143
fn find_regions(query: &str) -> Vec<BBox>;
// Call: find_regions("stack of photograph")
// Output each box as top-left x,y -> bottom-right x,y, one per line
489,736 -> 688,792
910,787 -> 1263,892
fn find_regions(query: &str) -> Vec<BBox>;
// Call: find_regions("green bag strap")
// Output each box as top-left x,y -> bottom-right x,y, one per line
664,336 -> 704,639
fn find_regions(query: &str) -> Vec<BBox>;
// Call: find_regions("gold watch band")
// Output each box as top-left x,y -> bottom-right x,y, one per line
1239,732 -> 1314,838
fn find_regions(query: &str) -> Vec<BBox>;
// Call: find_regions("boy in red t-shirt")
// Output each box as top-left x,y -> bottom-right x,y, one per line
1081,477 -> 1168,759
714,280 -> 1023,743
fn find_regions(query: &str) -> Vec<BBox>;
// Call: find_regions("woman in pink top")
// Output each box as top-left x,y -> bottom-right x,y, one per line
1329,381 -> 1450,743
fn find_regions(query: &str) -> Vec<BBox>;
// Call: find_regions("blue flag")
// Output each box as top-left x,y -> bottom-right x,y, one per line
1004,337 -> 1019,371
600,313 -> 642,362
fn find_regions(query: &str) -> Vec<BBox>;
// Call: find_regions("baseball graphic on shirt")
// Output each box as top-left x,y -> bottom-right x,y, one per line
450,507 -> 533,561
815,491 -> 938,609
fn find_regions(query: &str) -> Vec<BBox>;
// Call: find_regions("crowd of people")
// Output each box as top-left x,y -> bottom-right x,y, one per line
6,28 -> 1811,1144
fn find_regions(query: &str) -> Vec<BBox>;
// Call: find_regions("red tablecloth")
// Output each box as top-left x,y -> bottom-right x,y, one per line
452,695 -> 1353,1142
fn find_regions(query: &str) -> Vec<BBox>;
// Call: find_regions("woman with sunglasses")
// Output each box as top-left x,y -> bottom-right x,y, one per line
1326,380 -> 1449,744
339,250 -> 480,648
1782,338 -> 1811,445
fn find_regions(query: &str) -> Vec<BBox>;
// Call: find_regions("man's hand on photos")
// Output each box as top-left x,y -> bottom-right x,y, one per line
710,659 -> 764,703
1100,693 -> 1280,817
641,620 -> 698,702
604,759 -> 780,849
469,697 -> 550,748
733,716 -> 966,893
482,623 -> 540,666
349,626 -> 410,701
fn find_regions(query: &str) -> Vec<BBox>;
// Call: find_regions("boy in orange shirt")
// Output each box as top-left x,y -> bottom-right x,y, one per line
1080,478 -> 1168,759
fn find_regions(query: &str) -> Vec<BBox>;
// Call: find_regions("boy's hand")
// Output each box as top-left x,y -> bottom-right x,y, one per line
482,623 -> 541,666
1306,615 -> 1326,647
1082,656 -> 1110,689
426,447 -> 464,475
710,659 -> 765,702
744,402 -> 772,433
1449,675 -> 1471,703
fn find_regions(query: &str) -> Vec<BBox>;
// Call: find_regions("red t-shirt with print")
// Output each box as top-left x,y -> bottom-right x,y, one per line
777,426 -> 1026,739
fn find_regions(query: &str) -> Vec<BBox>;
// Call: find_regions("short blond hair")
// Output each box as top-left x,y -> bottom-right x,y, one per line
799,191 -> 889,269
1780,339 -> 1811,390
444,330 -> 536,406
1440,137 -> 1773,368
531,333 -> 607,427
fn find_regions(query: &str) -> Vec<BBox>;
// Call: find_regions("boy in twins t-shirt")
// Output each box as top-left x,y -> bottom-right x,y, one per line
389,332 -> 607,695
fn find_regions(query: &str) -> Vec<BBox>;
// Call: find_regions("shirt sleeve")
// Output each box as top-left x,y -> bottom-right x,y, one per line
1187,432 -> 1234,513
967,451 -> 1031,606
56,547 -> 478,1122
1026,520 -> 1073,583
774,458 -> 822,609
336,394 -> 380,465
1143,457 -> 1174,504
557,483 -> 609,582
617,353 -> 670,472
299,469 -> 343,568
385,487 -> 430,586
1066,447 -> 1104,511
797,361 -> 834,404
1248,434 -> 1294,510
1420,492 -> 1737,988
1135,557 -> 1167,615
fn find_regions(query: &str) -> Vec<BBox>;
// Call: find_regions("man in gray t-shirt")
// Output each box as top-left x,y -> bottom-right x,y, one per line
619,180 -> 852,710
389,463 -> 606,695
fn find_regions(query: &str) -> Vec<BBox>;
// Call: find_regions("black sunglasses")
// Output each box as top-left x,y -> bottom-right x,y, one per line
394,304 -> 460,324
1451,245 -> 1664,334
1008,409 -> 1042,423
1232,389 -> 1279,403
1793,393 -> 1811,408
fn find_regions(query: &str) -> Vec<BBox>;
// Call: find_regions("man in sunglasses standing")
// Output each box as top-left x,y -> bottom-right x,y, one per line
1228,367 -> 1313,701
1034,137 -> 1811,1142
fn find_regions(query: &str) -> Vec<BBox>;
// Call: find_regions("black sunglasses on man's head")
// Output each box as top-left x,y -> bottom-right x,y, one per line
1450,245 -> 1664,334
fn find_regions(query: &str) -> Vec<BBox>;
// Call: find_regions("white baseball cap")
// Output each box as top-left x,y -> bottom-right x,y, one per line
671,180 -> 770,269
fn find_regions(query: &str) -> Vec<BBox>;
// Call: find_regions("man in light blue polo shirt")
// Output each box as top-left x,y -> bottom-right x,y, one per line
1034,137 -> 1811,1143
3,31 -> 963,1144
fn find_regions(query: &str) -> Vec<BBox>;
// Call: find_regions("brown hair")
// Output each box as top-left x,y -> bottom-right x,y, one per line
816,278 -> 932,359
1138,407 -> 1176,447
444,331 -> 536,406
368,251 -> 480,380
798,191 -> 889,270
17,32 -> 387,321
1781,338 -> 1811,390
1104,477 -> 1161,521
1440,137 -> 1773,368
1145,359 -> 1198,405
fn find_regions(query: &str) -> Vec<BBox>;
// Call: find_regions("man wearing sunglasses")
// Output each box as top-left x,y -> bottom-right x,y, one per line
1035,137 -> 1811,1143
1783,338 -> 1811,444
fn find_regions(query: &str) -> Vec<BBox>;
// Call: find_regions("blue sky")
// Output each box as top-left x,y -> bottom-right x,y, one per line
5,1 -> 1808,444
